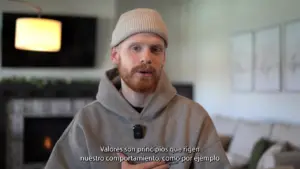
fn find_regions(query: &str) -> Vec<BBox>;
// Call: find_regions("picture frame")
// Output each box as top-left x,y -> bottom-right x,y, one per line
253,26 -> 281,92
230,32 -> 254,92
283,20 -> 300,92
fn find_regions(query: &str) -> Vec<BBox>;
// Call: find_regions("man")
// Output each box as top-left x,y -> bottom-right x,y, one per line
45,8 -> 230,169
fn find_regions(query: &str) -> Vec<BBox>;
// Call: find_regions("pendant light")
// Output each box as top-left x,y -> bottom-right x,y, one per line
11,0 -> 62,52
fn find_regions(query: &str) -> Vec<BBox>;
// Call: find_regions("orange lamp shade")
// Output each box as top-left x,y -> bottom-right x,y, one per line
15,17 -> 62,52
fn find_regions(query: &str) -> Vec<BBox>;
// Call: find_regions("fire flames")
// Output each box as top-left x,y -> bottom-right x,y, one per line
43,136 -> 52,150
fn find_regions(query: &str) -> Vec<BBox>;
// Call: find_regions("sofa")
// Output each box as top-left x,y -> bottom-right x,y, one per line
212,115 -> 300,169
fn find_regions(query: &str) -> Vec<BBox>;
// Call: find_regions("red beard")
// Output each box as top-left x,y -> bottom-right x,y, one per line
118,63 -> 161,93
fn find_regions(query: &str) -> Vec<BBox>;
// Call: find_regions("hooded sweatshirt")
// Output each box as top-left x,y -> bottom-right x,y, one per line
44,68 -> 230,169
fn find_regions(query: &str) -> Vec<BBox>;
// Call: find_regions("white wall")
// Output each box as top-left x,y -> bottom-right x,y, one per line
0,0 -> 117,80
188,0 -> 300,123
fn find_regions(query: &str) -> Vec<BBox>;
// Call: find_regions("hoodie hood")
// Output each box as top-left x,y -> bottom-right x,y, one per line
96,67 -> 177,122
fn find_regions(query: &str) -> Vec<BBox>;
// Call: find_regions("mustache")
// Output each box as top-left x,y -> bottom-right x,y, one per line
131,64 -> 156,74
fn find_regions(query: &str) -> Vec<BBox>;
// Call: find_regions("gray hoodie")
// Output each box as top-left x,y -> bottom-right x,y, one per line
44,68 -> 230,169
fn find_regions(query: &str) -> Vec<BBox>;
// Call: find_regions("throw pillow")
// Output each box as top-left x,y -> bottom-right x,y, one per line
256,142 -> 289,169
247,138 -> 275,169
226,152 -> 249,168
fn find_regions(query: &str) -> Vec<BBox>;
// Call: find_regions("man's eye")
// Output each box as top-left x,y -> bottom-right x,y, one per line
151,47 -> 163,53
132,46 -> 141,51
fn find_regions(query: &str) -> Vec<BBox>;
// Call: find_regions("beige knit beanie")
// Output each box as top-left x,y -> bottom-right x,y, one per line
111,8 -> 168,48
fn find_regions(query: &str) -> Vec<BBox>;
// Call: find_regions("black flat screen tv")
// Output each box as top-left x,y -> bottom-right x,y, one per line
1,12 -> 97,68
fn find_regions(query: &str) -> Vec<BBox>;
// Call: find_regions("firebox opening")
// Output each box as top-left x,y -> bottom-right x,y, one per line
43,136 -> 53,150
23,117 -> 73,164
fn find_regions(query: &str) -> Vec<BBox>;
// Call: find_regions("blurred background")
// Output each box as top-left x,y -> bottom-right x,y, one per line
1,0 -> 300,169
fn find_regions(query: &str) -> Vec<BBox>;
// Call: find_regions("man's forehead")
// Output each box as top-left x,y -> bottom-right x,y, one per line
123,33 -> 165,46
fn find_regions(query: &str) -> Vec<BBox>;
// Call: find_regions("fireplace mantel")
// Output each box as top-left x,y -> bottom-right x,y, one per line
0,79 -> 193,169
0,80 -> 98,98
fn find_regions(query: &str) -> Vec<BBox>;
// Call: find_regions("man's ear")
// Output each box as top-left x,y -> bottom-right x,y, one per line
111,47 -> 120,65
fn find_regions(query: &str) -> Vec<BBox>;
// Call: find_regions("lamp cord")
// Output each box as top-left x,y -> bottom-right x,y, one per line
9,0 -> 42,17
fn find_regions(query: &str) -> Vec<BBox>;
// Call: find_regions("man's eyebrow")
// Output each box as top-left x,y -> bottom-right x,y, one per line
129,42 -> 141,46
151,44 -> 164,48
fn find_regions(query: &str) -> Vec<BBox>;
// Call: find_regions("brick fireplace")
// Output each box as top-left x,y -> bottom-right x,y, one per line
0,81 -> 98,169
7,98 -> 93,169
0,80 -> 193,169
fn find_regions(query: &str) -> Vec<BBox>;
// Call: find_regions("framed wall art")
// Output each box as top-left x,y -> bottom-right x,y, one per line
254,26 -> 281,92
230,32 -> 254,92
283,20 -> 300,91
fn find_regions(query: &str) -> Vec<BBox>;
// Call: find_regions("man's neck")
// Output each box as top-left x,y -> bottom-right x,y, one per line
120,80 -> 152,108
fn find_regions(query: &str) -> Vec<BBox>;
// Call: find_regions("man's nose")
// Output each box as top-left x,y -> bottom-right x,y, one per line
140,48 -> 152,64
